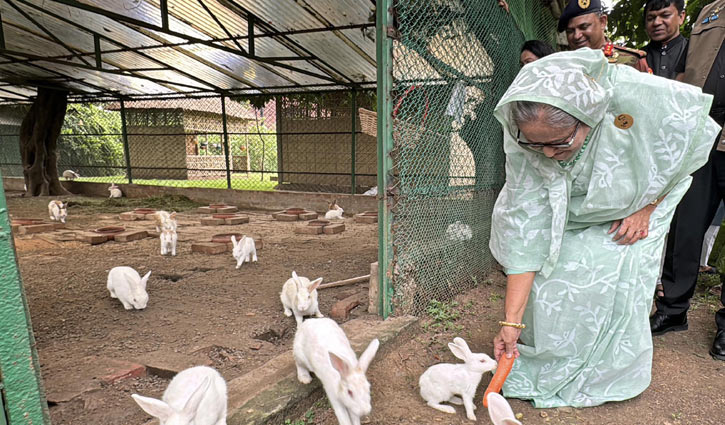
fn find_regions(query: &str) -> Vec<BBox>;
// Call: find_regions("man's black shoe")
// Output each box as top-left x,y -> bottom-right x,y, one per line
649,311 -> 688,336
710,329 -> 725,361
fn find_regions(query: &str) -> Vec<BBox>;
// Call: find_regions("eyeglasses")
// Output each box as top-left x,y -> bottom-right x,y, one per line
517,122 -> 580,150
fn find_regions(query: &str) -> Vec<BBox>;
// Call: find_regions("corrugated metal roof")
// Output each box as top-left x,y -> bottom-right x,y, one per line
0,0 -> 377,102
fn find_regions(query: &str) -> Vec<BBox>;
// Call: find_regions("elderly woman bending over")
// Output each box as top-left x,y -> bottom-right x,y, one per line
490,49 -> 719,408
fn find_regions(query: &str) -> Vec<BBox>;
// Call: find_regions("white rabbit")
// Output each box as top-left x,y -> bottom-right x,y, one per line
231,235 -> 257,269
132,365 -> 227,425
293,318 -> 379,425
155,211 -> 178,256
108,183 -> 123,198
324,199 -> 344,220
62,169 -> 80,180
363,186 -> 377,196
280,271 -> 323,326
446,221 -> 472,241
419,337 -> 497,421
107,266 -> 150,310
486,392 -> 522,425
48,200 -> 67,223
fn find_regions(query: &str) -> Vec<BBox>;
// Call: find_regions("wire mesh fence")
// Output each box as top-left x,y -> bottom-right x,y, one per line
384,0 -> 558,315
0,90 -> 376,194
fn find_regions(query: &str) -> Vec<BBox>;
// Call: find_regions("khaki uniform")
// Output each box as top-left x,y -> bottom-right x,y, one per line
603,42 -> 651,73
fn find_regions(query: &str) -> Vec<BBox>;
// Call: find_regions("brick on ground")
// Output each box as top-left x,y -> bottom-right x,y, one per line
298,212 -> 318,220
216,206 -> 238,213
75,232 -> 109,245
119,212 -> 144,221
354,214 -> 377,224
275,213 -> 298,222
18,223 -> 57,235
191,242 -> 228,255
330,293 -> 363,321
295,225 -> 323,235
114,230 -> 148,242
201,217 -> 226,226
225,216 -> 249,225
322,223 -> 345,234
52,222 -> 66,230
99,359 -> 146,384
197,206 -> 216,214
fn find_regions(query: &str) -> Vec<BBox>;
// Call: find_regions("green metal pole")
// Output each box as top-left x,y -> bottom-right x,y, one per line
0,168 -> 52,425
221,95 -> 232,189
120,99 -> 132,184
351,88 -> 357,195
376,0 -> 394,318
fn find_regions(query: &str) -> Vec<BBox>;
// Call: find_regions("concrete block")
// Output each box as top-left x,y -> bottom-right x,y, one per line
197,206 -> 216,214
191,242 -> 228,255
201,217 -> 226,226
355,214 -> 377,224
215,206 -> 238,213
18,223 -> 56,234
114,230 -> 148,242
322,223 -> 345,234
298,212 -> 318,220
295,225 -> 323,235
330,294 -> 362,321
275,213 -> 298,222
225,216 -> 249,225
99,360 -> 146,384
119,212 -> 143,221
75,232 -> 109,245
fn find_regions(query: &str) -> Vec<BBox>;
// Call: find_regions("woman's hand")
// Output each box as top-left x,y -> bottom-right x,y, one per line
498,0 -> 510,13
493,326 -> 521,361
608,205 -> 655,245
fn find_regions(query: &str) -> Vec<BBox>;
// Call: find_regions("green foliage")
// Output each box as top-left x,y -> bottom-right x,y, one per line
229,123 -> 277,172
609,0 -> 716,48
58,104 -> 125,176
70,194 -> 202,211
424,299 -> 463,332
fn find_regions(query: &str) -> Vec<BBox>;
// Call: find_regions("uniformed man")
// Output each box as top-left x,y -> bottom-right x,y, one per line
558,0 -> 651,72
643,0 -> 687,79
653,0 -> 725,362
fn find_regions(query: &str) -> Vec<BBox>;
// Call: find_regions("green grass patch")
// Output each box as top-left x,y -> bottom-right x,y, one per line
74,172 -> 278,191
69,194 -> 203,212
423,299 -> 463,332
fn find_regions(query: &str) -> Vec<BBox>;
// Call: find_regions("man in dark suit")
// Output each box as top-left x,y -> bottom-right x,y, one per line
643,0 -> 687,79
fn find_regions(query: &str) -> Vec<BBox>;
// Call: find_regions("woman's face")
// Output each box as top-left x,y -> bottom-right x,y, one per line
520,50 -> 538,67
518,119 -> 590,161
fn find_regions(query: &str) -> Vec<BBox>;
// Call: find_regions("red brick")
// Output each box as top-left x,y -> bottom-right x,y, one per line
323,223 -> 346,234
201,217 -> 225,226
224,216 -> 249,225
299,212 -> 318,221
295,225 -> 323,235
330,294 -> 362,321
215,206 -> 238,213
197,206 -> 216,214
119,212 -> 143,221
271,211 -> 286,219
191,242 -> 228,255
75,232 -> 109,245
100,361 -> 146,384
355,214 -> 377,224
114,230 -> 148,242
275,213 -> 298,222
18,223 -> 57,234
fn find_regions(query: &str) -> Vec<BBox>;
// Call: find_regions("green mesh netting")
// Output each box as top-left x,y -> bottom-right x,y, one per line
388,0 -> 557,315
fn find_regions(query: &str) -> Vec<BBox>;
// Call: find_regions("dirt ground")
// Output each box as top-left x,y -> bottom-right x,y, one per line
5,192 -> 378,425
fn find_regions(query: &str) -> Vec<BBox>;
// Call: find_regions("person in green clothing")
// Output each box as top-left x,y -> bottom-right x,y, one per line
489,48 -> 719,407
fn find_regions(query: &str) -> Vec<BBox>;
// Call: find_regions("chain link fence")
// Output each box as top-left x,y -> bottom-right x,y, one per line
0,90 -> 376,194
384,0 -> 558,315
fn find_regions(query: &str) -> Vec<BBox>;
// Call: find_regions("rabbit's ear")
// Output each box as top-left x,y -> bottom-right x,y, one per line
182,376 -> 211,416
452,337 -> 472,356
308,278 -> 323,292
358,338 -> 379,373
231,235 -> 238,246
170,212 -> 177,220
140,271 -> 152,288
448,341 -> 468,362
486,393 -> 521,425
131,394 -> 173,421
292,271 -> 303,287
329,352 -> 351,378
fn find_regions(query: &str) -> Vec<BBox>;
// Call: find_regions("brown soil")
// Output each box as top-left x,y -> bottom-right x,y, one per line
6,194 -> 377,425
304,273 -> 725,425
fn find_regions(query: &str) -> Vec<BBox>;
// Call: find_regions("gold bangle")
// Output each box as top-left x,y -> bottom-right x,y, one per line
498,321 -> 526,329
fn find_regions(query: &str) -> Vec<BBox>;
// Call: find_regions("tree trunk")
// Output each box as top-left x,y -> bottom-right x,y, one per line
20,87 -> 70,196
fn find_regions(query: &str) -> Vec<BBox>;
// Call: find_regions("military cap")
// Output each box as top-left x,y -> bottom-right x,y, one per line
558,0 -> 604,32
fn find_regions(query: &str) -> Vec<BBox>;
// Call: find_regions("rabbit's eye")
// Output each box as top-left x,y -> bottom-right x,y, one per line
347,390 -> 354,398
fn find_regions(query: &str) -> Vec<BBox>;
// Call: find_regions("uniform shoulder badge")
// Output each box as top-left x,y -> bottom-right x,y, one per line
612,44 -> 646,58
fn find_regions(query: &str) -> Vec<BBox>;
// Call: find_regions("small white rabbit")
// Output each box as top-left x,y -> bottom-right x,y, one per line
280,271 -> 323,326
48,200 -> 67,223
419,337 -> 497,421
107,266 -> 150,310
108,183 -> 123,198
231,235 -> 257,269
155,211 -> 178,256
62,169 -> 80,180
363,186 -> 377,196
132,365 -> 227,425
293,318 -> 379,425
486,392 -> 522,425
446,221 -> 472,241
324,199 -> 344,220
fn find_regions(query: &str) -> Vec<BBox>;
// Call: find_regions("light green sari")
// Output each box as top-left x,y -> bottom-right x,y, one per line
491,49 -> 720,407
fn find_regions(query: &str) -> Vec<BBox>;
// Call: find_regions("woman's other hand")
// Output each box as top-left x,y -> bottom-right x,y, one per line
494,326 -> 521,361
608,205 -> 655,245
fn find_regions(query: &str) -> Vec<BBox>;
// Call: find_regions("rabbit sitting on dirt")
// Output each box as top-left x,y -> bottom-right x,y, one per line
486,392 -> 522,425
132,365 -> 227,425
324,199 -> 344,220
231,235 -> 257,269
108,183 -> 123,198
107,266 -> 150,310
294,318 -> 379,425
154,211 -> 178,256
419,337 -> 497,421
62,169 -> 80,180
280,271 -> 323,326
48,200 -> 67,223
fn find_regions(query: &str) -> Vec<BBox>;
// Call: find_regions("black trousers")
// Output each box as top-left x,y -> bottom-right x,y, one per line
658,142 -> 725,330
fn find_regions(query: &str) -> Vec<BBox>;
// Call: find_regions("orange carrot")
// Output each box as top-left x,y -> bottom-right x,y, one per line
482,355 -> 515,407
